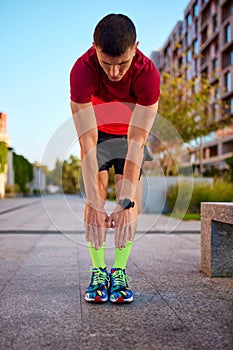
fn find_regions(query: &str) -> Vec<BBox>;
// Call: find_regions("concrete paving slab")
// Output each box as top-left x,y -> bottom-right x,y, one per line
0,234 -> 42,294
130,234 -> 233,350
0,197 -> 41,214
0,234 -> 82,350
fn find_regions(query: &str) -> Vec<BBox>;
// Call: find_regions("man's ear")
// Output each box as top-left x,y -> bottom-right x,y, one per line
135,41 -> 139,50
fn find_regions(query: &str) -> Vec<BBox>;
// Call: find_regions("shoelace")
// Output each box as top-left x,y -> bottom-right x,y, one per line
90,268 -> 109,286
111,269 -> 130,287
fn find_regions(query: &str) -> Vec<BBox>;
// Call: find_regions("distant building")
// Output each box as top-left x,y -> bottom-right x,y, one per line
0,113 -> 14,197
0,113 -> 10,146
151,0 -> 233,173
32,162 -> 47,194
7,147 -> 14,186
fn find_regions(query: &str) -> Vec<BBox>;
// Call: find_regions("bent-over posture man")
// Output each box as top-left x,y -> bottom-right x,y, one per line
70,14 -> 160,303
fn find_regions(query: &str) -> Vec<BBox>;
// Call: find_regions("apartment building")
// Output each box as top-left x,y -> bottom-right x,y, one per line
152,0 -> 233,173
0,113 -> 10,146
0,113 -> 12,197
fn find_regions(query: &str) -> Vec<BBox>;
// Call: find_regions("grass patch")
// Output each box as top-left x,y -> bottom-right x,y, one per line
166,212 -> 200,221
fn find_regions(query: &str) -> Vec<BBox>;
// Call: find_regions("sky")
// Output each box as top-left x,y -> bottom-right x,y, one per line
1,0 -> 189,168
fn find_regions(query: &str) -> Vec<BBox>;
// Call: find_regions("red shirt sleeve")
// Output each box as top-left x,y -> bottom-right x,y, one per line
133,60 -> 160,106
70,58 -> 96,103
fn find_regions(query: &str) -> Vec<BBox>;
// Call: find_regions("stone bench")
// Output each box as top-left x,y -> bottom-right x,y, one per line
201,202 -> 233,277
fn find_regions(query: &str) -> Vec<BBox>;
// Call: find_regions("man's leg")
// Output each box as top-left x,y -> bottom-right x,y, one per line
84,170 -> 110,303
85,170 -> 109,268
109,173 -> 137,303
112,173 -> 138,269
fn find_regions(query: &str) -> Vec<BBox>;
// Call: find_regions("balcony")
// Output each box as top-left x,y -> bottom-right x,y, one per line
220,0 -> 230,7
200,0 -> 210,13
221,40 -> 233,53
200,31 -> 219,52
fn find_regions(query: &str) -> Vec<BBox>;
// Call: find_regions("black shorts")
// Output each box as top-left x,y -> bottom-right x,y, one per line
97,130 -> 153,176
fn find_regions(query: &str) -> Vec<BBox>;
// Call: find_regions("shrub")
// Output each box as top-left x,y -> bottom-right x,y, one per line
13,152 -> 33,193
166,179 -> 233,214
166,180 -> 193,213
5,184 -> 20,196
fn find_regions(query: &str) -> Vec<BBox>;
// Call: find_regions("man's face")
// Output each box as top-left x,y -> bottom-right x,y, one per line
95,43 -> 138,82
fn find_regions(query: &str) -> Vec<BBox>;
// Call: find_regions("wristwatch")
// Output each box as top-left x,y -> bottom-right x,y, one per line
118,198 -> 135,210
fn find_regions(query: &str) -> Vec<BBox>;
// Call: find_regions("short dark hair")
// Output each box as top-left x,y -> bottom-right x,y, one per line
93,14 -> 136,56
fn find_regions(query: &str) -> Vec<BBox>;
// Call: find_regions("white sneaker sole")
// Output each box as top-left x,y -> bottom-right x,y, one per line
85,295 -> 108,303
110,295 -> 134,303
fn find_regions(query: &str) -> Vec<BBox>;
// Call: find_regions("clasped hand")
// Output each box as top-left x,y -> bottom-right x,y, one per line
85,204 -> 135,250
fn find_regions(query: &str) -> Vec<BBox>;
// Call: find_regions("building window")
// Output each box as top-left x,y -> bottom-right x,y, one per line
187,49 -> 192,62
212,58 -> 218,72
194,59 -> 198,74
193,39 -> 199,54
213,15 -> 218,33
227,97 -> 233,114
224,71 -> 231,92
225,24 -> 231,44
215,87 -> 220,100
222,50 -> 233,68
210,42 -> 215,58
185,32 -> 191,46
202,26 -> 208,44
186,13 -> 192,27
193,2 -> 199,17
195,20 -> 198,35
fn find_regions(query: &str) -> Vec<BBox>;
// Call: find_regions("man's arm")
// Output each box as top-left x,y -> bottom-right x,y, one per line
108,102 -> 158,248
71,101 -> 108,249
71,101 -> 102,207
120,102 -> 158,199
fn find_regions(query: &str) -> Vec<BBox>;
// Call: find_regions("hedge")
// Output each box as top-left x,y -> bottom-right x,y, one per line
166,180 -> 233,214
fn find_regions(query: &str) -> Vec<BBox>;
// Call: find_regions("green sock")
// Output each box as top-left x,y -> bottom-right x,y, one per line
112,241 -> 133,270
88,242 -> 106,269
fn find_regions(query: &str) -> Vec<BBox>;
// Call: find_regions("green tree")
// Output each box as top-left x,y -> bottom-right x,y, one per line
62,155 -> 81,194
0,142 -> 8,173
156,72 -> 229,174
158,73 -> 226,142
13,152 -> 33,193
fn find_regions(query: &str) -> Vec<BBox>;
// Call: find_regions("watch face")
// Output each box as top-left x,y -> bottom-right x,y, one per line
122,198 -> 131,209
120,198 -> 134,209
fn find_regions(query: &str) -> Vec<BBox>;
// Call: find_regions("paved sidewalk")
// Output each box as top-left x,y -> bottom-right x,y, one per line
0,196 -> 232,350
0,195 -> 200,233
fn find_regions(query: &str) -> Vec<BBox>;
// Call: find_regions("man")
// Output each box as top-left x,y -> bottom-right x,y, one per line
70,14 -> 160,303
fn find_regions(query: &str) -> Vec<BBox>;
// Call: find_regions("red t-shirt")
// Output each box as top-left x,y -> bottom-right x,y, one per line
70,46 -> 160,135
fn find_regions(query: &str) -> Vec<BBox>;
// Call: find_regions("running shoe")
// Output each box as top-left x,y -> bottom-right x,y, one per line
109,268 -> 134,303
85,267 -> 109,303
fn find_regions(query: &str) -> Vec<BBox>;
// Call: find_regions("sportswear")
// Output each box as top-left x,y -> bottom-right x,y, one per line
118,198 -> 135,209
88,242 -> 106,269
97,130 -> 153,175
85,267 -> 109,303
70,46 -> 160,135
109,268 -> 133,303
113,241 -> 133,270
